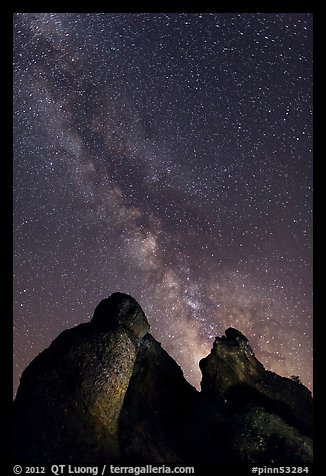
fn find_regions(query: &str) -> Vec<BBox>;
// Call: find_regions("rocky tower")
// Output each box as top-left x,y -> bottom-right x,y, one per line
13,294 -> 313,465
200,328 -> 313,463
13,293 -> 150,463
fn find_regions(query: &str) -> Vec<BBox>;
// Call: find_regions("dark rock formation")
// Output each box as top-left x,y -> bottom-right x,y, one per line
200,328 -> 313,463
13,293 -> 149,464
119,333 -> 240,465
200,328 -> 313,435
13,294 -> 313,465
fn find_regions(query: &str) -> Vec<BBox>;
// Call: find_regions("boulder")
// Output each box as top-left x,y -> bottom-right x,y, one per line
13,293 -> 149,464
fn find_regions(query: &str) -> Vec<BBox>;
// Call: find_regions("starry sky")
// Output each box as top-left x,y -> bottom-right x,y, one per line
13,12 -> 313,395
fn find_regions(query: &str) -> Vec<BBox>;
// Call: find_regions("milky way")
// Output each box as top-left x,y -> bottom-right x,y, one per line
13,13 -> 313,394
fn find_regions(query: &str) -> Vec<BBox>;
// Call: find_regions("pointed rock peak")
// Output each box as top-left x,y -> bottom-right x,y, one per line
224,327 -> 248,342
200,327 -> 260,398
199,327 -> 313,439
91,292 -> 150,338
212,327 -> 251,352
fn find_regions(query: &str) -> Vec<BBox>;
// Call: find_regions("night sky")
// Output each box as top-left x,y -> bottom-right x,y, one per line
13,12 -> 313,395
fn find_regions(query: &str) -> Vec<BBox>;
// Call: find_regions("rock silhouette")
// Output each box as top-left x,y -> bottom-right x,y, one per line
13,293 -> 313,465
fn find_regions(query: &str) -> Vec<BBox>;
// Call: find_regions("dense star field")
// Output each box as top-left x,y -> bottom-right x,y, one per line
13,13 -> 313,394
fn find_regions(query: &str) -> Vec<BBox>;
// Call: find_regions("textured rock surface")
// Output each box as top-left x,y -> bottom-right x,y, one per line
13,297 -> 313,465
119,333 -> 196,464
230,406 -> 313,464
119,333 -> 240,464
13,293 -> 149,464
200,327 -> 313,463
